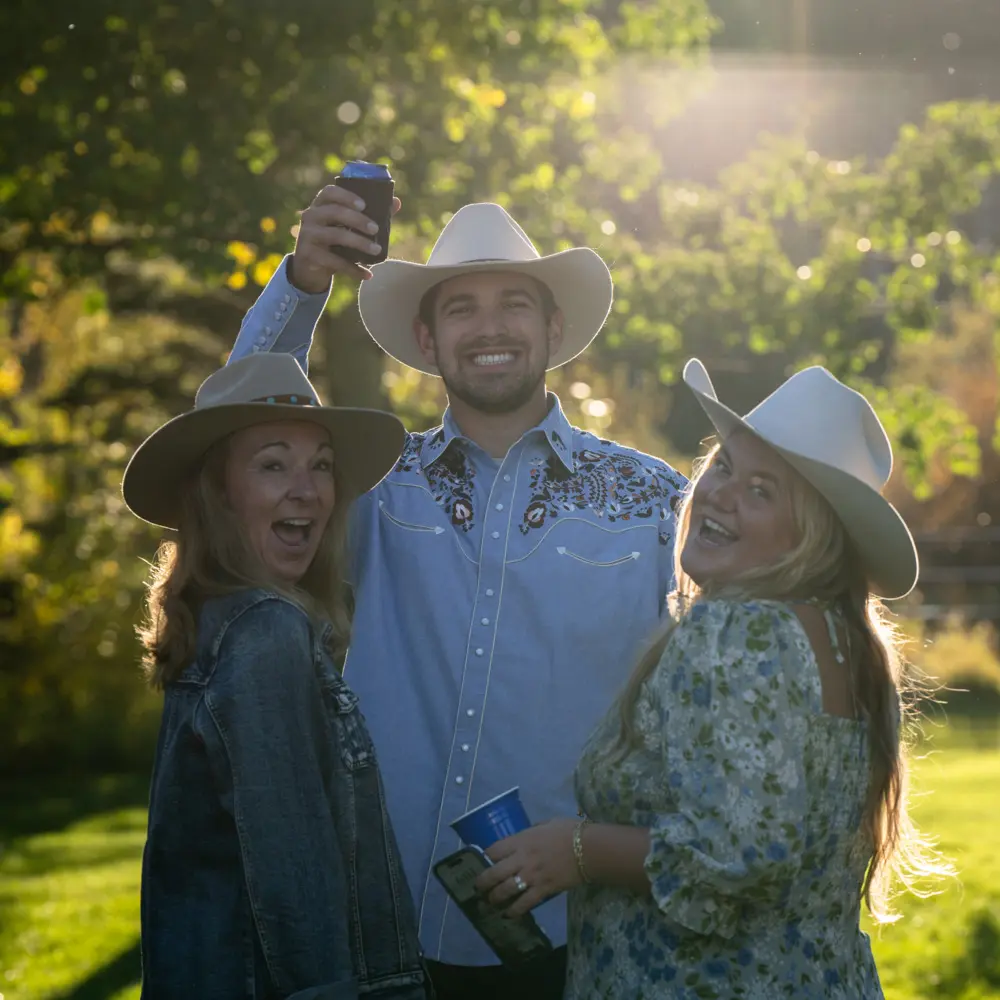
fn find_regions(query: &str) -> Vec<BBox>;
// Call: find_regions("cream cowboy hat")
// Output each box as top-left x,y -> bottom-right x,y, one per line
683,358 -> 919,599
357,202 -> 613,376
122,353 -> 405,529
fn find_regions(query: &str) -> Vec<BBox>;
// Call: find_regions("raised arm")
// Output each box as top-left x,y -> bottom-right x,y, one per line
196,598 -> 358,998
229,183 -> 400,374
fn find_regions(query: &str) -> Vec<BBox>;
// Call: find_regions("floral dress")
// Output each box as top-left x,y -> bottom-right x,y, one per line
567,599 -> 884,999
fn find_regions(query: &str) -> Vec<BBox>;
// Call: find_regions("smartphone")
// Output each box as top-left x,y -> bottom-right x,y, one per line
333,161 -> 394,265
432,846 -> 554,967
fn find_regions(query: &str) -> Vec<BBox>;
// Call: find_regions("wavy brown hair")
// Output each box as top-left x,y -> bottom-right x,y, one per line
615,436 -> 952,922
137,434 -> 353,689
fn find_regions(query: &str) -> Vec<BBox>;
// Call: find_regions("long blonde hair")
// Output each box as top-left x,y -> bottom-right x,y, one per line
137,435 -> 353,688
616,439 -> 952,922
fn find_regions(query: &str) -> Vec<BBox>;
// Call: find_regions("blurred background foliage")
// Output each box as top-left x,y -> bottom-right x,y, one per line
4,3 -> 1000,998
2,0 -> 1000,774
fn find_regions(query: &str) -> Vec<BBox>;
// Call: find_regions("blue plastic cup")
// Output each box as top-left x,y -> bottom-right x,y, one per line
450,787 -> 531,850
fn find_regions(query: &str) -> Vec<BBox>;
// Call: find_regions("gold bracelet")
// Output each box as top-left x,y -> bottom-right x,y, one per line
573,818 -> 593,885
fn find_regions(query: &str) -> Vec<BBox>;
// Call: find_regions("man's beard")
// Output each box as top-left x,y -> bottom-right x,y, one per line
436,342 -> 548,415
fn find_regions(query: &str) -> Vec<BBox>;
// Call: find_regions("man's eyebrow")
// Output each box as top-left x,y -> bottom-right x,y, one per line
500,286 -> 538,301
439,286 -> 539,312
439,293 -> 477,312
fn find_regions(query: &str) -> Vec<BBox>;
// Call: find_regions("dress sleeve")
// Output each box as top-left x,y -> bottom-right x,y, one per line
643,600 -> 821,939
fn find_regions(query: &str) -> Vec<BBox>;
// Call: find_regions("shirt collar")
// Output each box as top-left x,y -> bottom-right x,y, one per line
421,393 -> 576,473
419,423 -> 452,469
538,393 -> 576,473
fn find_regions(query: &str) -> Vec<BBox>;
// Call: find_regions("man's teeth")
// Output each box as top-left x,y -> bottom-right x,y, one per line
473,352 -> 515,366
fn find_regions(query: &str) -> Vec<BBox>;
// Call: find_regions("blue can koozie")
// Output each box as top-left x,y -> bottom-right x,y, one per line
333,160 -> 394,265
450,787 -> 531,850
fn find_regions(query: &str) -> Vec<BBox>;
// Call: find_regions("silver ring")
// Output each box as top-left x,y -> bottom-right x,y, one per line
513,874 -> 528,894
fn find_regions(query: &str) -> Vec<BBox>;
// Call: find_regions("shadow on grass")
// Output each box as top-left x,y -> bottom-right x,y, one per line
0,772 -> 149,840
928,905 -> 1000,996
3,830 -> 147,878
52,939 -> 142,1000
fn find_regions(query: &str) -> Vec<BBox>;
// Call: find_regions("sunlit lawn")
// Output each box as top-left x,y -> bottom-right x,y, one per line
867,724 -> 1000,1000
0,776 -> 146,1000
1,730 -> 998,1000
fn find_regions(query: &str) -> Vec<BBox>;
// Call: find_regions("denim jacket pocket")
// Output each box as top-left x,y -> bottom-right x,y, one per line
318,663 -> 377,771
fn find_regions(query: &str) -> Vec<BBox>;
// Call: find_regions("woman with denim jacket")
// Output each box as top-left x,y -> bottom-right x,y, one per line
123,353 -> 430,1000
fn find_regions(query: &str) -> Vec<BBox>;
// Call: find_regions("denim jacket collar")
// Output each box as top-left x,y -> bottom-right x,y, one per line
179,588 -> 307,688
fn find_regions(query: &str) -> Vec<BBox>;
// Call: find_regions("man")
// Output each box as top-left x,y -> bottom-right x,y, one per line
229,183 -> 687,1000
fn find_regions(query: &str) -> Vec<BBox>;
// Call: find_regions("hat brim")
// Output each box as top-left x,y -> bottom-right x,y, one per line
122,402 -> 405,530
357,248 -> 614,376
683,359 -> 919,600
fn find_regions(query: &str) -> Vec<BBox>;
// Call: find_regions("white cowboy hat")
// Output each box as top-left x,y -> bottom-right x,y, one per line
683,358 -> 919,599
357,202 -> 613,376
122,353 -> 405,529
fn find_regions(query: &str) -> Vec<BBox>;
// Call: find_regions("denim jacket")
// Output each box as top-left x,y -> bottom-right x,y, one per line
140,588 -> 429,1000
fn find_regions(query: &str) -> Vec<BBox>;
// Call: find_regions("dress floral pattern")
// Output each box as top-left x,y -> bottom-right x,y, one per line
568,599 -> 884,999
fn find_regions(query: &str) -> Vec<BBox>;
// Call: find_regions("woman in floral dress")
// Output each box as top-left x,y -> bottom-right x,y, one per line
476,358 -> 951,998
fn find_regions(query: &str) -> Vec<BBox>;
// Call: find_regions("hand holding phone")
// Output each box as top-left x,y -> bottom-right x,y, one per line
433,846 -> 553,967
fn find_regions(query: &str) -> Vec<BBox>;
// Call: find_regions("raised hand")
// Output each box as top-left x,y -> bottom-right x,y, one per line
288,184 -> 402,293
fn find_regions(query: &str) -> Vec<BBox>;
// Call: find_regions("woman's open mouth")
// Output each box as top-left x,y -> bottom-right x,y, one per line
698,516 -> 738,547
272,518 -> 314,549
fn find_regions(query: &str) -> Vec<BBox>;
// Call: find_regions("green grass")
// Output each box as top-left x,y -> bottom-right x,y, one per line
0,731 -> 998,1000
0,776 -> 146,1000
867,724 -> 1000,1000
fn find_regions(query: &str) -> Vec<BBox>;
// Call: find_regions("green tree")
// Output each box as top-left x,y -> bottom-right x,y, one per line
4,0 -> 1000,770
0,0 -> 716,769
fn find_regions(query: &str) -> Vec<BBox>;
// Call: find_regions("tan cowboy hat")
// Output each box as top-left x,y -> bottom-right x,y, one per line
357,202 -> 613,376
683,358 -> 919,599
122,353 -> 405,529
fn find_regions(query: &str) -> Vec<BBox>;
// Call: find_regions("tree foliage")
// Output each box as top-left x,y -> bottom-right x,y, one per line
3,0 -> 1000,769
1,0 -> 715,768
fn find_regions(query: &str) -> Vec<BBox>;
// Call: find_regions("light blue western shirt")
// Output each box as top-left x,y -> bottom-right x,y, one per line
230,258 -> 688,965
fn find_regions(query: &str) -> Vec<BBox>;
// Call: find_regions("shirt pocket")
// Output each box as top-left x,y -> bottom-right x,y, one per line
515,520 -> 661,638
377,498 -> 446,535
553,543 -> 642,568
318,665 -> 377,771
516,516 -> 650,570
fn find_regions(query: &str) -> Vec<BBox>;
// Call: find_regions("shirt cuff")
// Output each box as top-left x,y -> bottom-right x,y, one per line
282,254 -> 333,303
232,255 -> 330,367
